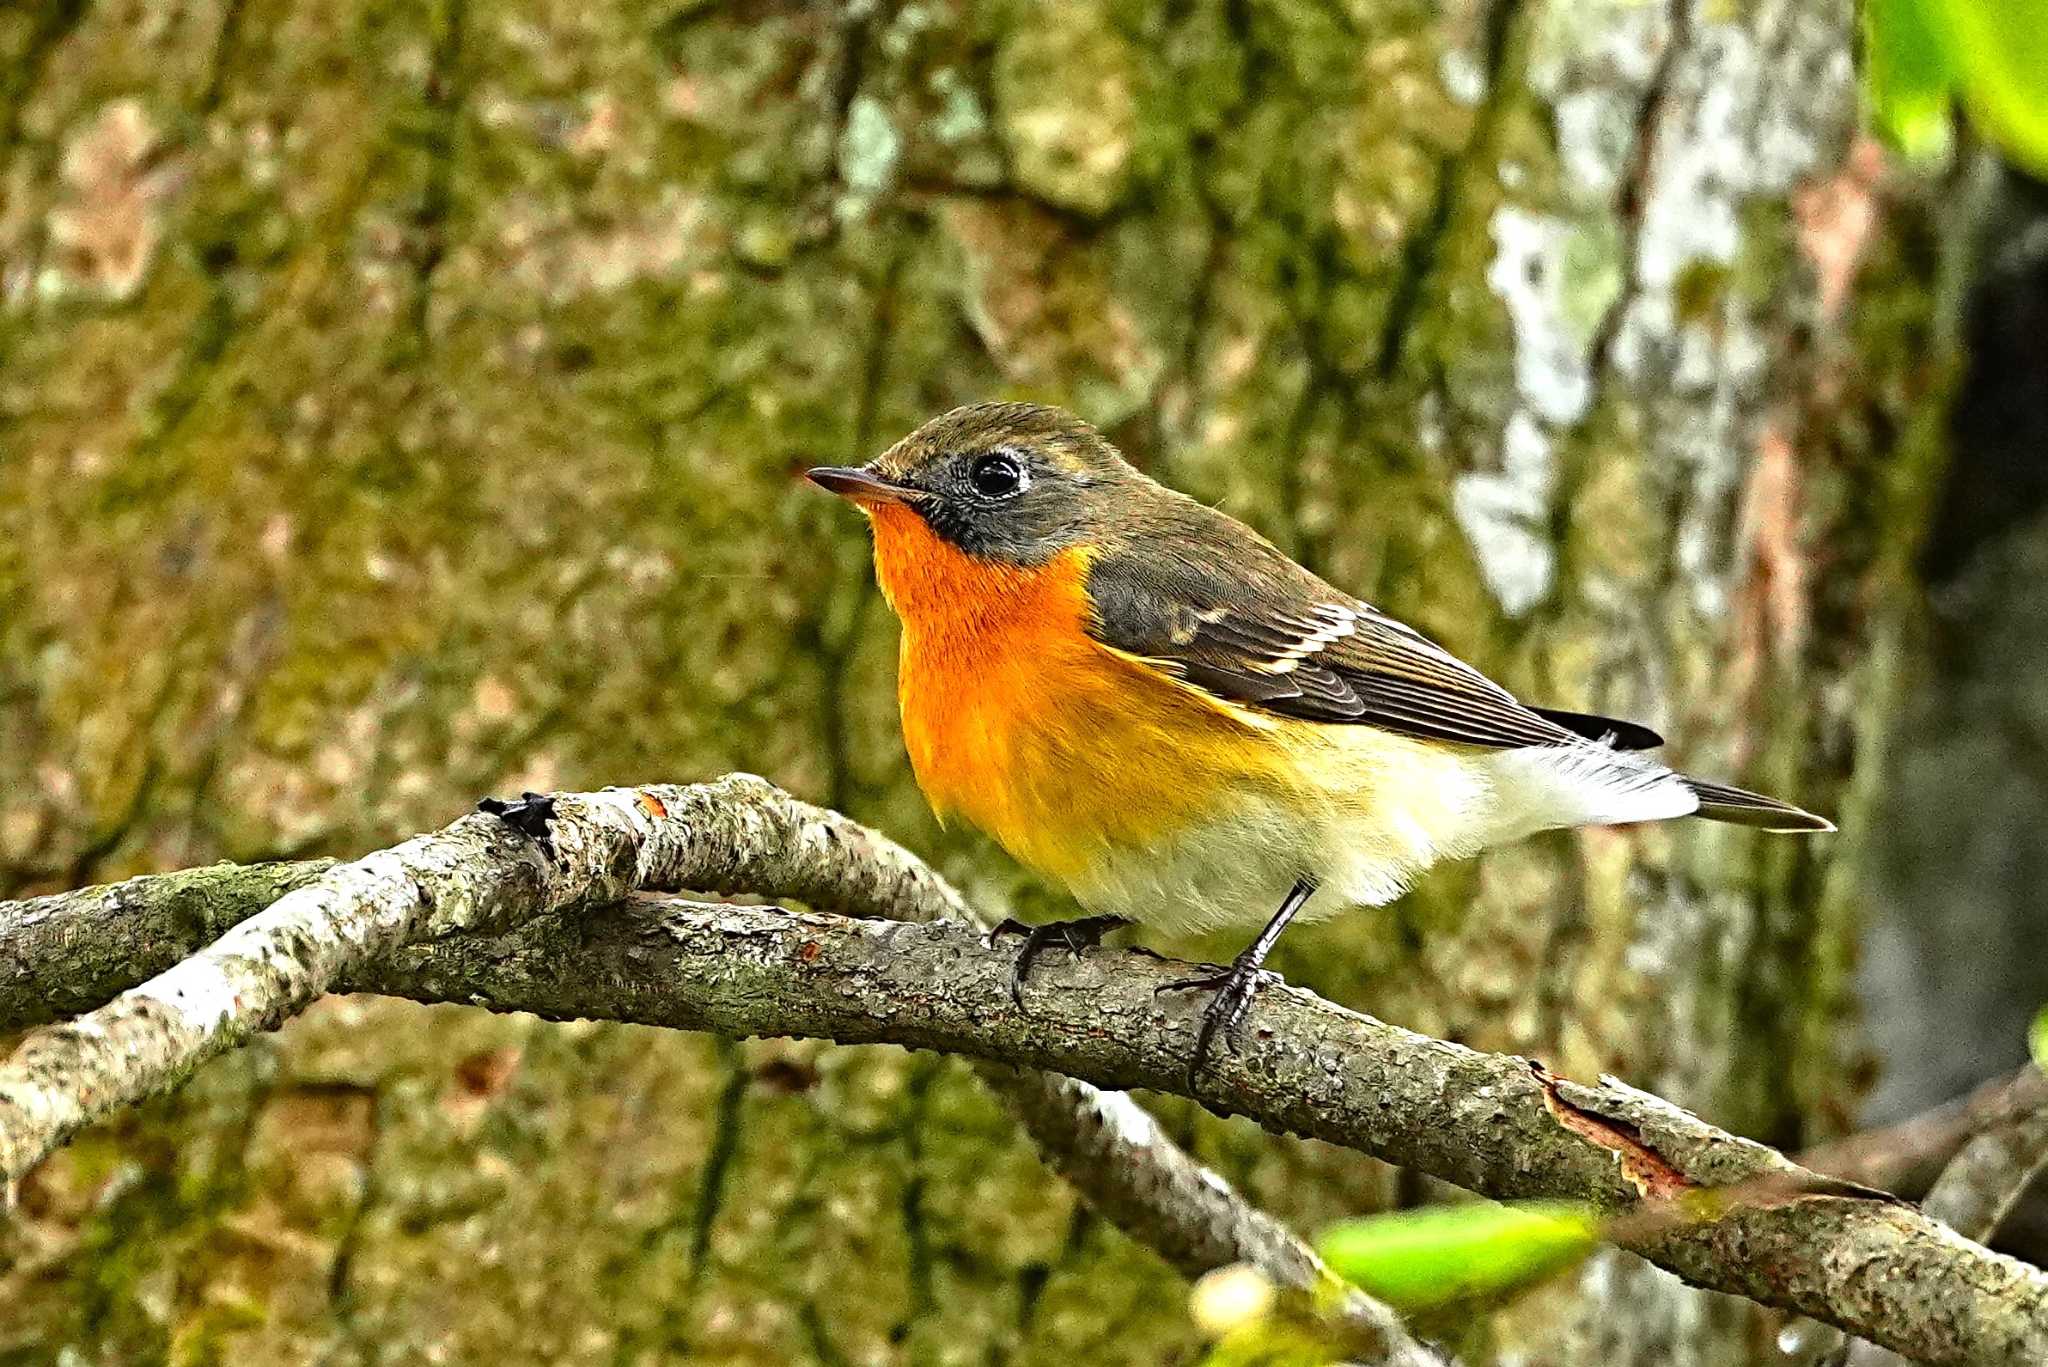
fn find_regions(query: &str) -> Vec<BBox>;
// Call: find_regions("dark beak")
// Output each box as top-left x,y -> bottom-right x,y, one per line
806,466 -> 921,506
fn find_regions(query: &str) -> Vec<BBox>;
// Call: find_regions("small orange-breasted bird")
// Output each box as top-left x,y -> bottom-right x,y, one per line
810,403 -> 1831,1075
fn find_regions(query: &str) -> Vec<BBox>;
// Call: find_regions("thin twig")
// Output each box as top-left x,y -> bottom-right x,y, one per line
1802,1066 -> 2048,1196
1919,1070 -> 2048,1243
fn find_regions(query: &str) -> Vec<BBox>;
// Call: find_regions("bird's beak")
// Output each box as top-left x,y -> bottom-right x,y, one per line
806,466 -> 922,506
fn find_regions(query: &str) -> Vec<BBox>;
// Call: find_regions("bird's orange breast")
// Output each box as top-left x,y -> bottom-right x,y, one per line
867,505 -> 1277,887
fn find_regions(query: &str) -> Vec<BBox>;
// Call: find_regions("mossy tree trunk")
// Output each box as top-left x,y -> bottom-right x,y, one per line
0,0 -> 1938,1362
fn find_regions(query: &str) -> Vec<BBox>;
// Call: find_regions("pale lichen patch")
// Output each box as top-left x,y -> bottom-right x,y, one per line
838,95 -> 903,206
1440,46 -> 1487,107
1454,410 -> 1560,616
47,99 -> 178,300
1487,208 -> 1612,427
1484,0 -> 1854,625
926,68 -> 987,144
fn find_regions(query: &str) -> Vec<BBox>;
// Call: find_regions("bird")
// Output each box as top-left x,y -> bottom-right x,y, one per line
808,402 -> 1833,1081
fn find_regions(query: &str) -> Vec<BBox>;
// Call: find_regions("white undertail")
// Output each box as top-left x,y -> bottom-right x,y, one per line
1481,741 -> 1698,844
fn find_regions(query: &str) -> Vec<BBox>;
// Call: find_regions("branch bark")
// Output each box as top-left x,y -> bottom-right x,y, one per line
0,860 -> 336,1028
0,779 -> 1437,1367
331,894 -> 2046,1367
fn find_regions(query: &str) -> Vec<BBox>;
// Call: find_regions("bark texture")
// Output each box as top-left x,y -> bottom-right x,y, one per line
0,859 -> 335,1027
0,0 -> 1946,1361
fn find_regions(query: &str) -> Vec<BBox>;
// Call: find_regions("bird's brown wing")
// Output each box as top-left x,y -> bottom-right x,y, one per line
1084,542 -> 1586,751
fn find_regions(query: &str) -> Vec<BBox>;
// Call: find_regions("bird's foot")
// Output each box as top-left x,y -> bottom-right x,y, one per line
986,914 -> 1131,1005
1158,954 -> 1279,1087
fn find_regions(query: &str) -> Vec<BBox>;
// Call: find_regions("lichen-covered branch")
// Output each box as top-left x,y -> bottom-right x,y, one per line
0,778 -> 1434,1366
0,775 -> 955,1183
352,896 -> 2048,1367
0,860 -> 335,1029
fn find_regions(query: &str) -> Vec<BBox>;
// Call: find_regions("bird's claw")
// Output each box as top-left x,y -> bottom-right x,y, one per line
995,914 -> 1130,1006
984,917 -> 1034,948
1159,958 -> 1277,1086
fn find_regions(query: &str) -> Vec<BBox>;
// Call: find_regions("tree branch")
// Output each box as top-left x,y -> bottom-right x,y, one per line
1917,1068 -> 2048,1246
6,780 -> 2044,1363
982,1066 -> 1434,1363
0,778 -> 1438,1367
337,895 -> 2048,1366
0,859 -> 336,1029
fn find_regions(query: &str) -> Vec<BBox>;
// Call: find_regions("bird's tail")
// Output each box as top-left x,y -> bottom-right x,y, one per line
1683,777 -> 1835,833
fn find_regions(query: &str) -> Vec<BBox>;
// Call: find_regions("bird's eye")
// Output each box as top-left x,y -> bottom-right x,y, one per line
968,451 -> 1028,499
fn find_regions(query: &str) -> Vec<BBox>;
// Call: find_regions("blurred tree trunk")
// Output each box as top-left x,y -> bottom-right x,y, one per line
0,0 -> 1940,1362
1860,158 -> 2048,1260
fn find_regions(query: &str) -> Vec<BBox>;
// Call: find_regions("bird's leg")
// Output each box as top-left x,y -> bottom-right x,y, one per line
986,914 -> 1132,1005
1160,877 -> 1318,1086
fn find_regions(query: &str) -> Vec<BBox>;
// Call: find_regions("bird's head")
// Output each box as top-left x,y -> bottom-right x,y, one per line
808,402 -> 1140,567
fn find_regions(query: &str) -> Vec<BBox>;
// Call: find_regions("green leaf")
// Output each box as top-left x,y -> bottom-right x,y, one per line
1315,1200 -> 1603,1313
2030,1004 -> 2048,1072
1863,0 -> 1959,163
1931,0 -> 2048,177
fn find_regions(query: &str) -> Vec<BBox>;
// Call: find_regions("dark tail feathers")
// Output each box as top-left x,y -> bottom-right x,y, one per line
1684,777 -> 1835,833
